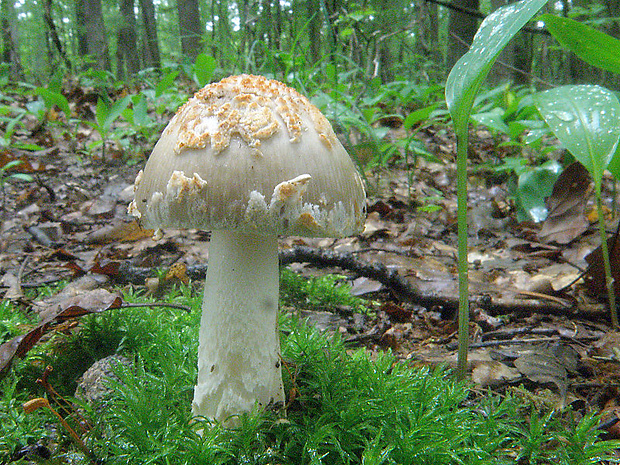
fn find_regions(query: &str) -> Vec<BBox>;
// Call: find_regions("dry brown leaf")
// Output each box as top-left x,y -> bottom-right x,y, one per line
538,162 -> 591,244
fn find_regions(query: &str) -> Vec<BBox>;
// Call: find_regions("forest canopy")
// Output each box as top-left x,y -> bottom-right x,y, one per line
3,0 -> 619,88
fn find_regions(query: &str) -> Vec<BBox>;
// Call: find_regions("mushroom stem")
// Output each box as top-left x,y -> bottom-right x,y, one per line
192,230 -> 284,423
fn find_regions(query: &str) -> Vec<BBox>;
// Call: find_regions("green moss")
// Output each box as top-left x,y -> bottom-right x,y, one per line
280,268 -> 371,314
1,282 -> 619,464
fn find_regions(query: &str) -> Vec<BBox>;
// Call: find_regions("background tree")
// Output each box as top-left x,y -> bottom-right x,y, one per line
177,0 -> 202,62
1,0 -> 22,79
118,0 -> 140,79
446,0 -> 480,71
75,0 -> 110,71
139,0 -> 161,69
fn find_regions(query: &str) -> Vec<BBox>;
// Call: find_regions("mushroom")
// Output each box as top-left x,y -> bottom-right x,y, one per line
128,74 -> 366,424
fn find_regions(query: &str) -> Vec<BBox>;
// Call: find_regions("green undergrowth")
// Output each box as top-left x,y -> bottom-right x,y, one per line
1,276 -> 619,464
280,268 -> 371,314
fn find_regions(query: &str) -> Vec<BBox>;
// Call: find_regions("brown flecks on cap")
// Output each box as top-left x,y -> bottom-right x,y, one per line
271,174 -> 311,205
297,212 -> 320,231
173,75 -> 336,155
166,170 -> 208,202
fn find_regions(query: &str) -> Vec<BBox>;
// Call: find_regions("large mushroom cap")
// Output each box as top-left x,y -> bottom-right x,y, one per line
129,74 -> 366,237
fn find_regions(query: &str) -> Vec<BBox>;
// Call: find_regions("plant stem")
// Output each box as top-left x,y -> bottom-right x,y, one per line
455,127 -> 470,381
595,188 -> 618,327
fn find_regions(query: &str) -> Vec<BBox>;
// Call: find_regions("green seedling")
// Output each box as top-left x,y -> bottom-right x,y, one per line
280,269 -> 370,314
0,159 -> 33,192
35,87 -> 71,121
183,53 -> 218,88
88,95 -> 131,160
122,93 -> 155,140
445,0 -> 547,380
534,85 -> 620,326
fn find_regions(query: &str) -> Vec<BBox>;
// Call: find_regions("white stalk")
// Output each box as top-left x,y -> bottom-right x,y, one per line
192,230 -> 284,423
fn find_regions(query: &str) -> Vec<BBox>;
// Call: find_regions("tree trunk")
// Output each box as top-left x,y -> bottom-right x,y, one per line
308,0 -> 321,65
74,0 -> 88,57
177,0 -> 202,62
118,0 -> 140,77
1,0 -> 22,79
139,0 -> 160,69
78,0 -> 110,70
446,0 -> 480,73
42,0 -> 71,70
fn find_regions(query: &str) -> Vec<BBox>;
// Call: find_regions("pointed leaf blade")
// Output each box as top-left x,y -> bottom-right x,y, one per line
542,14 -> 620,75
446,0 -> 547,129
534,85 -> 620,181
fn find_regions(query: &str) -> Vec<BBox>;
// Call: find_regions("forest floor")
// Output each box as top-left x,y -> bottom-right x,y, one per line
3,85 -> 620,442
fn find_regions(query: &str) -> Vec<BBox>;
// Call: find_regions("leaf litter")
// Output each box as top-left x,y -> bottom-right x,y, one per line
1,86 -> 620,442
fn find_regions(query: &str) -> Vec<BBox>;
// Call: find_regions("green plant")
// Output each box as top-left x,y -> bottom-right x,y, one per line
445,0 -> 547,380
491,157 -> 562,222
2,283 -> 619,463
534,85 -> 620,326
183,53 -> 218,88
86,94 -> 131,160
280,268 -> 370,313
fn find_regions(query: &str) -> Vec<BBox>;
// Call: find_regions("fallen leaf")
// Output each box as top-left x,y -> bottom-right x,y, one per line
0,290 -> 123,379
472,361 -> 520,386
538,162 -> 591,244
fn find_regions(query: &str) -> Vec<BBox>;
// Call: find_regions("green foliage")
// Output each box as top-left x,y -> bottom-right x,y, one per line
190,54 -> 218,87
492,157 -> 562,222
35,86 -> 71,120
542,14 -> 620,75
86,95 -> 131,159
280,268 -> 370,313
445,0 -> 547,380
0,159 -> 34,192
534,84 -> 620,325
0,299 -> 36,345
1,283 -> 619,463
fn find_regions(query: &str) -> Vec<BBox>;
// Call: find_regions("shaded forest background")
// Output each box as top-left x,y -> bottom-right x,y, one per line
3,0 -> 620,88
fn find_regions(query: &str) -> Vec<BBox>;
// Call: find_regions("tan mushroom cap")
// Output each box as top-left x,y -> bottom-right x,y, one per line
129,74 -> 367,237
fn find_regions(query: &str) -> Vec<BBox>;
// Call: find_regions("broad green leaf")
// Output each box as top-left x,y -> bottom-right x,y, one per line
155,71 -> 179,98
445,0 -> 547,130
36,87 -> 71,119
534,85 -> 620,182
471,108 -> 510,134
194,54 -> 217,87
403,104 -> 437,130
542,14 -> 620,74
95,97 -> 109,131
608,145 -> 620,180
130,94 -> 151,128
103,96 -> 131,131
515,160 -> 561,222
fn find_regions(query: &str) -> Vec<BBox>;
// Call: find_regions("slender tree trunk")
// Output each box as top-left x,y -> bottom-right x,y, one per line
217,0 -> 231,66
76,0 -> 110,70
74,0 -> 89,57
1,0 -> 22,79
42,0 -> 71,70
308,0 -> 321,65
118,0 -> 140,77
446,0 -> 479,72
139,0 -> 160,69
415,0 -> 440,65
272,0 -> 282,50
177,0 -> 202,61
